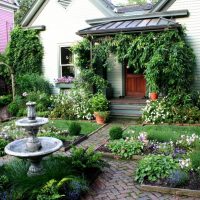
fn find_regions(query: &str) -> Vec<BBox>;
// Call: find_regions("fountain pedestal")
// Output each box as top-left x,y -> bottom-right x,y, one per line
5,102 -> 63,176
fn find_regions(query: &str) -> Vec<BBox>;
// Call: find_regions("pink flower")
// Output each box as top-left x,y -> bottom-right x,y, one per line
55,76 -> 74,84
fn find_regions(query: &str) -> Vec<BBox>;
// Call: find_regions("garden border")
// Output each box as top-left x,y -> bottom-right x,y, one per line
142,122 -> 200,126
141,184 -> 200,198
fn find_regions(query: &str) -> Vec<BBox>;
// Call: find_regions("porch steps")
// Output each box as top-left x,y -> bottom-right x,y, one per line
110,99 -> 146,118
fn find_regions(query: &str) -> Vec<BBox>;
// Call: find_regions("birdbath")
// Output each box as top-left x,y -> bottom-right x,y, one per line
5,102 -> 63,176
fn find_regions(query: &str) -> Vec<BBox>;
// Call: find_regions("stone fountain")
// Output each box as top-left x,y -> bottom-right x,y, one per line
5,102 -> 63,176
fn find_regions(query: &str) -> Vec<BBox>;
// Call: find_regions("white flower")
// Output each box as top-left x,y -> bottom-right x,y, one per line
22,92 -> 28,97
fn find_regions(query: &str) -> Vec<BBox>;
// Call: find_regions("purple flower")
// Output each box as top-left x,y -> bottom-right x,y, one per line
55,76 -> 74,84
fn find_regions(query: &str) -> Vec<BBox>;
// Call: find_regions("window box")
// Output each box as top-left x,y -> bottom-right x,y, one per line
55,83 -> 73,89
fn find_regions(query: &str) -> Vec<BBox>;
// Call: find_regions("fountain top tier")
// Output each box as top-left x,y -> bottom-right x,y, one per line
16,102 -> 48,128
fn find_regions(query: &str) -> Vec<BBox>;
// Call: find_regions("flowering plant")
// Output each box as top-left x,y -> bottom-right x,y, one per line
55,76 -> 74,84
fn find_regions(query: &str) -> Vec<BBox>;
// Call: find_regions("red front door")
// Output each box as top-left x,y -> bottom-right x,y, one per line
126,69 -> 146,98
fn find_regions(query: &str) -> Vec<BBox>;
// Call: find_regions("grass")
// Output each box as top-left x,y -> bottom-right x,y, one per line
124,125 -> 200,142
49,120 -> 100,135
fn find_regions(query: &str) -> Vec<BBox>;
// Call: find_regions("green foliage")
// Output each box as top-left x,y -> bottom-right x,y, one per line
0,95 -> 12,108
15,0 -> 36,25
37,179 -> 63,200
1,155 -> 92,200
135,155 -> 178,184
50,89 -> 93,120
68,122 -> 82,136
70,147 -> 105,172
108,138 -> 144,159
142,95 -> 200,124
0,139 -> 9,157
74,68 -> 108,93
6,26 -> 43,77
16,73 -> 52,95
73,29 -> 195,95
8,91 -> 52,117
109,126 -> 123,140
190,151 -> 200,170
90,93 -> 109,112
167,169 -> 189,187
72,38 -> 91,68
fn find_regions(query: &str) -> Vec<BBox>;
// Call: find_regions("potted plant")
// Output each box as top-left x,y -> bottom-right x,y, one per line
90,93 -> 110,124
149,83 -> 159,101
55,76 -> 74,89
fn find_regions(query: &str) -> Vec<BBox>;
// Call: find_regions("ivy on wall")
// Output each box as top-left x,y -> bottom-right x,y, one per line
72,29 -> 195,95
6,26 -> 44,77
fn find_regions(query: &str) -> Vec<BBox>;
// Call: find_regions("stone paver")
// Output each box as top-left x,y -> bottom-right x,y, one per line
80,119 -> 199,200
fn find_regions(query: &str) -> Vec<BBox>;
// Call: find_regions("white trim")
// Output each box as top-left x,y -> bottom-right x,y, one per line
0,1 -> 19,10
21,0 -> 46,27
0,5 -> 14,12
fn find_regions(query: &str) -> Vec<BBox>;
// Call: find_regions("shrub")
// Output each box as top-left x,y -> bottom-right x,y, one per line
0,139 -> 9,157
16,73 -> 52,95
0,95 -> 12,108
108,138 -> 144,159
68,122 -> 81,136
50,89 -> 93,120
167,169 -> 189,187
8,95 -> 24,116
109,126 -> 123,140
70,147 -> 105,172
135,155 -> 178,184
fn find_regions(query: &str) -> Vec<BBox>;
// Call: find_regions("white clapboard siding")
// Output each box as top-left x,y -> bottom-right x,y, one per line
28,0 -> 113,87
168,0 -> 200,91
107,54 -> 123,97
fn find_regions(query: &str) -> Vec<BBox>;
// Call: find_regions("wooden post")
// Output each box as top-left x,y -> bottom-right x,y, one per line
90,39 -> 93,68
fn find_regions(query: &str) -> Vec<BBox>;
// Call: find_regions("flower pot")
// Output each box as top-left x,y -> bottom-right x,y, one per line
150,92 -> 158,101
55,83 -> 73,89
94,112 -> 108,124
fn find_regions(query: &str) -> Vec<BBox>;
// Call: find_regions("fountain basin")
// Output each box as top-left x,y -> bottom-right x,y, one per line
16,117 -> 48,127
5,137 -> 63,158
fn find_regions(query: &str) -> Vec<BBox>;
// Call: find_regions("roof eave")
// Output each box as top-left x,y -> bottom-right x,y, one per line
77,24 -> 181,37
0,1 -> 19,10
87,9 -> 189,25
21,0 -> 46,27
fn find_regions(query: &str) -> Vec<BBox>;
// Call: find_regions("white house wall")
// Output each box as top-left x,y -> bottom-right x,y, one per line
107,54 -> 123,98
27,0 -> 112,91
168,0 -> 200,91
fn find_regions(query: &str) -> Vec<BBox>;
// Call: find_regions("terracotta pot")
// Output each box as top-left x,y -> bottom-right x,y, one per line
150,92 -> 158,101
94,112 -> 106,124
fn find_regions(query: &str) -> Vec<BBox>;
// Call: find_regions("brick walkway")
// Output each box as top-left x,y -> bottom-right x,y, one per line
80,119 -> 199,200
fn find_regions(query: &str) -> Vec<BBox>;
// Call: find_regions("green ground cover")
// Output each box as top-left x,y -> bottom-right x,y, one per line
49,120 -> 100,135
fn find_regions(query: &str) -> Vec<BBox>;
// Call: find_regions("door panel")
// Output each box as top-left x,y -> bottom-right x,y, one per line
126,73 -> 146,98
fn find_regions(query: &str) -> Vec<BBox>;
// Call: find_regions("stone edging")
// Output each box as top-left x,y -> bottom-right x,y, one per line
88,123 -> 108,137
141,184 -> 200,198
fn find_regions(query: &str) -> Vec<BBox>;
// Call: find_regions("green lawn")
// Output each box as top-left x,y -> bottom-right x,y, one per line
124,125 -> 200,142
49,120 -> 100,135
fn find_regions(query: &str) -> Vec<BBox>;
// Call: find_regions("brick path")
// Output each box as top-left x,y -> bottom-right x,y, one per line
80,119 -> 199,200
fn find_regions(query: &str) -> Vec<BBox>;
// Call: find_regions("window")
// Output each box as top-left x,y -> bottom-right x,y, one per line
60,47 -> 74,77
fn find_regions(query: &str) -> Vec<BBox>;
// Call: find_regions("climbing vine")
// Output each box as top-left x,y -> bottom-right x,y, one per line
72,29 -> 195,95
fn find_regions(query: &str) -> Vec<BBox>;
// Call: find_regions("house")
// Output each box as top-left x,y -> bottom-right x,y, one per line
21,0 -> 152,94
0,0 -> 19,52
77,0 -> 200,98
21,0 -> 199,117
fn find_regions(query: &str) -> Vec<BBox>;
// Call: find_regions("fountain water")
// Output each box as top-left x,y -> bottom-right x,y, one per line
4,102 -> 63,176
